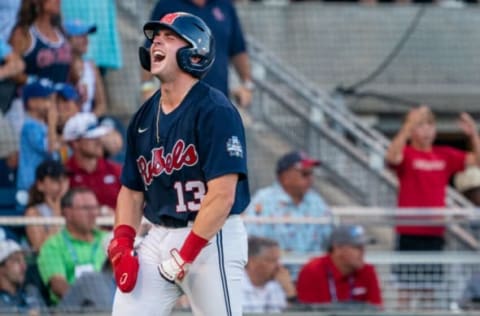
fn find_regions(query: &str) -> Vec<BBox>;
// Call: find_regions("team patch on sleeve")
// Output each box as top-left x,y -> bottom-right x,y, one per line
226,136 -> 243,158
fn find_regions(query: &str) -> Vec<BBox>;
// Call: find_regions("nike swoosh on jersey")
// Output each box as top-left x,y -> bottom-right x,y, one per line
138,127 -> 149,133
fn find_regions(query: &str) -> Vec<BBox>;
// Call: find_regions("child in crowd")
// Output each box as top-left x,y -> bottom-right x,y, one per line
16,79 -> 60,197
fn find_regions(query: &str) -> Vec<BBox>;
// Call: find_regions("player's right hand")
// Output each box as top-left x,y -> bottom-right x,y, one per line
108,224 -> 139,293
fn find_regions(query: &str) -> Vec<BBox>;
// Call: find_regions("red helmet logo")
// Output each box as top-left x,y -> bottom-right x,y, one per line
160,12 -> 181,25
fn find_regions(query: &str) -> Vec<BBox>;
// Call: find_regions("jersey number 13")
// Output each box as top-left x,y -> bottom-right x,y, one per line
174,181 -> 206,213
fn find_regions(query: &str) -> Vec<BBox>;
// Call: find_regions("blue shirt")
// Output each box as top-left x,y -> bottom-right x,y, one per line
122,81 -> 250,224
244,182 -> 332,253
17,116 -> 54,191
148,0 -> 247,96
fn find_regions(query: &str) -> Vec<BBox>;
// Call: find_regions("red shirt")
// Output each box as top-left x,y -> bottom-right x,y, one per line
66,157 -> 122,209
296,254 -> 382,306
393,146 -> 466,236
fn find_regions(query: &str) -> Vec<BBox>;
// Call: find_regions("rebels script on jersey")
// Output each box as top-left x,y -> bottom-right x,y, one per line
121,81 -> 250,224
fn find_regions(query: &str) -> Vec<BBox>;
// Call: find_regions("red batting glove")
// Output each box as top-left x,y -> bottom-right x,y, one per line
108,225 -> 139,292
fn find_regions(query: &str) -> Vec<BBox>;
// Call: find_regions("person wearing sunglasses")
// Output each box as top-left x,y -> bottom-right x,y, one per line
245,150 -> 332,258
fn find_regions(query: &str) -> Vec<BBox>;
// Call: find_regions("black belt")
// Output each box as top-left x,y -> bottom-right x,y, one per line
157,216 -> 192,228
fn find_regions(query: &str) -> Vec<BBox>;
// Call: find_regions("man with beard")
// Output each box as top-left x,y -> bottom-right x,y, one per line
62,112 -> 121,214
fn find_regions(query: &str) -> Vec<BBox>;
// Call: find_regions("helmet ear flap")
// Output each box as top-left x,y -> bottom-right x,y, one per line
139,46 -> 151,71
176,47 -> 214,79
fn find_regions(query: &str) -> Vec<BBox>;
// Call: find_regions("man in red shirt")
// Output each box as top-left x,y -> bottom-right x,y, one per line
62,112 -> 122,214
296,225 -> 382,307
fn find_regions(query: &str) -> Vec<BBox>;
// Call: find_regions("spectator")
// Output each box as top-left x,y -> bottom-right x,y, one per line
63,19 -> 107,117
142,0 -> 254,107
37,187 -> 107,305
244,150 -> 332,253
61,0 -> 122,72
0,239 -> 47,314
54,83 -> 124,162
243,236 -> 297,313
385,105 -> 480,307
459,274 -> 480,310
62,112 -> 121,212
9,0 -> 72,85
57,233 -> 115,312
16,79 -> 60,195
296,225 -> 382,307
24,159 -> 69,253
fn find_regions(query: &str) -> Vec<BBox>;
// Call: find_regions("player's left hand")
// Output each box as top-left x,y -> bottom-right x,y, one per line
158,248 -> 190,283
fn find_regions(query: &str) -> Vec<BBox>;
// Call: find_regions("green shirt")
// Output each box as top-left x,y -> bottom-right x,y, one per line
37,228 -> 107,304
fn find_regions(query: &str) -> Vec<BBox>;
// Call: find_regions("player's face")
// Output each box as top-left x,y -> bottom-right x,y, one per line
150,29 -> 189,80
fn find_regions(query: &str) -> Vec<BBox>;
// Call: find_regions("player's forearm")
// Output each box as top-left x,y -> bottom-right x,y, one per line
231,52 -> 252,84
192,174 -> 238,240
115,186 -> 145,230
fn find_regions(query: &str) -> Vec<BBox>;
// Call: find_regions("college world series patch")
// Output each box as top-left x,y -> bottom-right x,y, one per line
226,136 -> 243,157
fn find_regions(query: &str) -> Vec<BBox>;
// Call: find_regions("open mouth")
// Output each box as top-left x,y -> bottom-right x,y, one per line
152,51 -> 165,63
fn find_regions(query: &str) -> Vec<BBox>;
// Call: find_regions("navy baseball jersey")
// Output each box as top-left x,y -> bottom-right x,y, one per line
121,81 -> 250,224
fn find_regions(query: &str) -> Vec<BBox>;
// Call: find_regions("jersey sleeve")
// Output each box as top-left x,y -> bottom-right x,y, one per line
197,102 -> 248,181
120,115 -> 145,191
227,4 -> 247,57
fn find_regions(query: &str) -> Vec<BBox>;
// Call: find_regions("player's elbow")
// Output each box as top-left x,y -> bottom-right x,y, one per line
217,190 -> 235,211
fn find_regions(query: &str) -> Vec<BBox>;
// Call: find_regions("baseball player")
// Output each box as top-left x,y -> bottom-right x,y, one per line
108,12 -> 250,316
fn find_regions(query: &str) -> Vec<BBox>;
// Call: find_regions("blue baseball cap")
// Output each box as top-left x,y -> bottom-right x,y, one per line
22,78 -> 55,104
55,83 -> 79,101
276,150 -> 320,174
64,19 -> 97,36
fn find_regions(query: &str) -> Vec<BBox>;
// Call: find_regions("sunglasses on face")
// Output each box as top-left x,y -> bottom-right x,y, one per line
294,168 -> 314,178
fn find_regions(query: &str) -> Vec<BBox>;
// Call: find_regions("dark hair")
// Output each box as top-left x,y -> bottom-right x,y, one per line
15,0 -> 63,31
61,187 -> 94,209
248,236 -> 279,258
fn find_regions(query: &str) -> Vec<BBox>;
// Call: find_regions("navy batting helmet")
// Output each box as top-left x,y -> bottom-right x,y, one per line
140,12 -> 215,79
